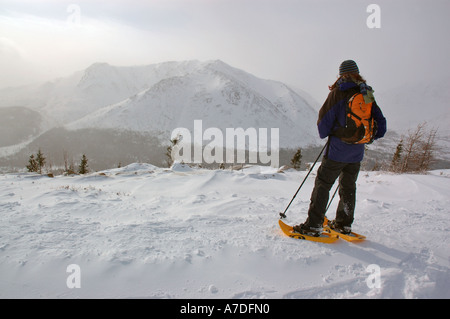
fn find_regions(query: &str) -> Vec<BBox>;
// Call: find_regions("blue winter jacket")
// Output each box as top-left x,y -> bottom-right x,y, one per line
318,81 -> 387,163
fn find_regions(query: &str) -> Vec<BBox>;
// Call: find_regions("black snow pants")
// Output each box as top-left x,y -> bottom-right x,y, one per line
305,157 -> 361,229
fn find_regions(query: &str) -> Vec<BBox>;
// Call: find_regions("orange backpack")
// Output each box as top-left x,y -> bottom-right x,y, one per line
339,93 -> 376,144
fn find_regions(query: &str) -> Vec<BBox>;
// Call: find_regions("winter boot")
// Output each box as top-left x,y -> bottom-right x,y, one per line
328,219 -> 352,235
292,223 -> 323,237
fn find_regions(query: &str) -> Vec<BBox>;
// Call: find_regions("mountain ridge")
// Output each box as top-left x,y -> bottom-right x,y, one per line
61,59 -> 321,148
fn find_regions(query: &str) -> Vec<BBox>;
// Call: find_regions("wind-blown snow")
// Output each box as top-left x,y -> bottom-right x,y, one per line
1,164 -> 449,298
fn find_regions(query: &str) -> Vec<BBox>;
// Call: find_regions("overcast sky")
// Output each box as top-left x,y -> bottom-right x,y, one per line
1,0 -> 449,102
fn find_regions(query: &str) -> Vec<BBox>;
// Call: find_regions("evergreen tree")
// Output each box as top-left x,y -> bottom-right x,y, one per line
27,149 -> 46,174
78,154 -> 89,174
36,149 -> 46,174
290,148 -> 302,170
26,154 -> 38,173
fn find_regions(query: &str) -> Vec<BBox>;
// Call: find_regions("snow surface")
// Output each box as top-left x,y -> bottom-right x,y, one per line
1,163 -> 449,299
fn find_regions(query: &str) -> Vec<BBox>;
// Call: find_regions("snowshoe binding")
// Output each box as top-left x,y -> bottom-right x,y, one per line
327,219 -> 352,235
292,223 -> 323,237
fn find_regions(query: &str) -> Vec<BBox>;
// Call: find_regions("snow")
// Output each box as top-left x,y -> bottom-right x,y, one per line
1,163 -> 449,299
65,60 -> 319,148
0,60 -> 320,150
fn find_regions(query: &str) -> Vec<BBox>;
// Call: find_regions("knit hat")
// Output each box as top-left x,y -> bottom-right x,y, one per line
339,60 -> 359,75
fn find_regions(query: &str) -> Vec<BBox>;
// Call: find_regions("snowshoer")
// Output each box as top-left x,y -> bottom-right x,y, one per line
293,60 -> 386,236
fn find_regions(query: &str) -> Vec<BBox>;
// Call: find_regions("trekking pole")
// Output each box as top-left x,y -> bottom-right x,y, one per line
279,142 -> 327,219
325,183 -> 340,214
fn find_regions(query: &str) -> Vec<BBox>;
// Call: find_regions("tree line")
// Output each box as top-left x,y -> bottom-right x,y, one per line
26,150 -> 89,175
26,122 -> 438,175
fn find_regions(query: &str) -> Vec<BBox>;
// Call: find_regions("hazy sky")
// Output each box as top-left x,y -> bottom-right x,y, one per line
1,0 -> 449,102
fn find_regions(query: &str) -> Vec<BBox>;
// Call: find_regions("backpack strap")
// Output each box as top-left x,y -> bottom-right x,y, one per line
346,93 -> 361,126
346,93 -> 361,121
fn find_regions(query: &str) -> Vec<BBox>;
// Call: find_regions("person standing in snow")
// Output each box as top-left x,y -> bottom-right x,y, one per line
293,60 -> 386,236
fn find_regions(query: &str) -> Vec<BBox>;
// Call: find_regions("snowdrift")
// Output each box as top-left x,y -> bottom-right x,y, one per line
0,163 -> 449,298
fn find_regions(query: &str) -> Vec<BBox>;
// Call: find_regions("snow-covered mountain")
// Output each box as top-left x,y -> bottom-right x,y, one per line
0,60 -> 320,149
0,61 -> 205,124
68,60 -> 320,147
